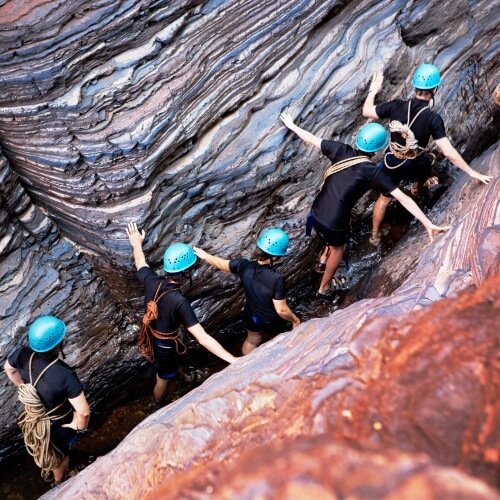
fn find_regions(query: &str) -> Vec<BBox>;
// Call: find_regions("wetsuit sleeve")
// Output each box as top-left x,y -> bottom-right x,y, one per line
64,369 -> 84,399
7,347 -> 22,368
429,112 -> 446,140
176,297 -> 199,329
372,168 -> 398,196
375,100 -> 398,119
273,276 -> 286,300
321,140 -> 342,162
137,266 -> 157,285
229,258 -> 245,275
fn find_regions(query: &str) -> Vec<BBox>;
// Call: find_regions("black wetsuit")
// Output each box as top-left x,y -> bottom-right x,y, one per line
376,97 -> 447,182
8,346 -> 83,454
311,140 -> 397,246
137,266 -> 198,379
229,258 -> 288,334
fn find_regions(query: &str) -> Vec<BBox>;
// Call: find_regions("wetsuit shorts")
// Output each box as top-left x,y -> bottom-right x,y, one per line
241,310 -> 288,335
154,341 -> 183,380
311,218 -> 348,247
381,151 -> 435,186
51,425 -> 77,455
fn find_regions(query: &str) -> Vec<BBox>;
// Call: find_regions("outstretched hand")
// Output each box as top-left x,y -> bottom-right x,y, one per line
426,224 -> 451,242
470,171 -> 493,185
193,246 -> 208,260
126,222 -> 145,247
369,67 -> 384,94
280,112 -> 295,130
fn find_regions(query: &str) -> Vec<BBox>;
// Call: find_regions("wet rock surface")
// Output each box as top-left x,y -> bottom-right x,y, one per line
0,0 -> 499,470
42,142 -> 499,497
43,271 -> 500,498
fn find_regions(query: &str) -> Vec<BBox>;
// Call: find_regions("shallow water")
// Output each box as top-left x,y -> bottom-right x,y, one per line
0,188 -> 442,499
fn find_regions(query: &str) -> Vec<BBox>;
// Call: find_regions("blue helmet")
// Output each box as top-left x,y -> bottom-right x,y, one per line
28,316 -> 67,352
257,228 -> 289,257
163,243 -> 197,273
412,63 -> 441,90
355,123 -> 388,153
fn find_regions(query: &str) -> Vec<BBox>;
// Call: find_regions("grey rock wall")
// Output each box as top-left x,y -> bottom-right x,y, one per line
0,0 -> 498,444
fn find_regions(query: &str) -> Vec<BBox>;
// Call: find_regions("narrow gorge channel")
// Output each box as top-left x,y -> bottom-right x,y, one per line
0,0 -> 498,498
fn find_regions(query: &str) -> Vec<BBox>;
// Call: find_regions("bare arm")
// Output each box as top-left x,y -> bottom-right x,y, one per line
4,360 -> 23,387
193,247 -> 230,272
187,323 -> 238,364
273,299 -> 300,328
126,222 -> 148,270
434,137 -> 492,184
280,112 -> 322,149
63,392 -> 91,431
390,188 -> 450,241
362,68 -> 383,119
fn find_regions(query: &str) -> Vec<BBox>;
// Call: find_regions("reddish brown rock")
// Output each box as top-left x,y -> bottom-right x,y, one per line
44,275 -> 499,498
151,438 -> 499,500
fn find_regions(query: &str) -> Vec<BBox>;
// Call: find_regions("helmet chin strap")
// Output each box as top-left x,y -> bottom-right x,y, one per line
60,346 -> 66,359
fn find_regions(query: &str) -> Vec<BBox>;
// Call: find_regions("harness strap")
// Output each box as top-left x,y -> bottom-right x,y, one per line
321,156 -> 372,188
138,283 -> 187,361
28,353 -> 68,419
29,353 -> 59,388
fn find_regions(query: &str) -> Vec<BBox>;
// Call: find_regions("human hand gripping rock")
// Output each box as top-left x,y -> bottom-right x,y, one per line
426,223 -> 451,242
126,222 -> 145,247
470,171 -> 493,185
369,67 -> 384,94
193,247 -> 208,260
280,112 -> 295,130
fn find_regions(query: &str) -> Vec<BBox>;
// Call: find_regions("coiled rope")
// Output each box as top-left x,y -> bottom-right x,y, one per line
385,102 -> 429,168
138,283 -> 187,362
17,354 -> 64,481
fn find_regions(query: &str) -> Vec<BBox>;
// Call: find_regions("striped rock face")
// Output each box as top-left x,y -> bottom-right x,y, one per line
0,0 -> 498,450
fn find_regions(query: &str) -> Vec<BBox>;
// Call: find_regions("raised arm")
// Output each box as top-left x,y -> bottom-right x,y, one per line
434,137 -> 493,185
187,323 -> 238,364
273,299 -> 300,328
280,112 -> 322,149
193,247 -> 230,272
126,222 -> 148,270
390,188 -> 450,241
362,67 -> 383,119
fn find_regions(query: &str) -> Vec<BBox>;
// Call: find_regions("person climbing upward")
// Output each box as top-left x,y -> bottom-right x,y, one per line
280,113 -> 450,298
194,228 -> 300,355
363,63 -> 492,245
3,316 -> 90,485
126,223 -> 237,405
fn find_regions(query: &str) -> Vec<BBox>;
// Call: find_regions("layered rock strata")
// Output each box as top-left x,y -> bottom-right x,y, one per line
43,144 -> 499,498
0,146 -> 136,444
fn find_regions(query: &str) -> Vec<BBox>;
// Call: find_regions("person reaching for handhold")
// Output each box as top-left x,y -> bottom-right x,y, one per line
363,63 -> 492,245
194,228 -> 300,355
280,112 -> 450,299
126,222 -> 237,405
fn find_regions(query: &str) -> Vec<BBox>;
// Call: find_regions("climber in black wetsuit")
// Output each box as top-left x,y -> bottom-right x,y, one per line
363,63 -> 492,245
127,223 -> 237,404
194,228 -> 300,355
280,112 -> 450,298
4,316 -> 90,484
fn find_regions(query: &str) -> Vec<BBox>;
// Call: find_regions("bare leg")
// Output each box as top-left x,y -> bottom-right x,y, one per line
319,245 -> 330,264
242,331 -> 263,355
318,245 -> 344,294
52,455 -> 69,483
371,194 -> 391,244
153,375 -> 170,403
